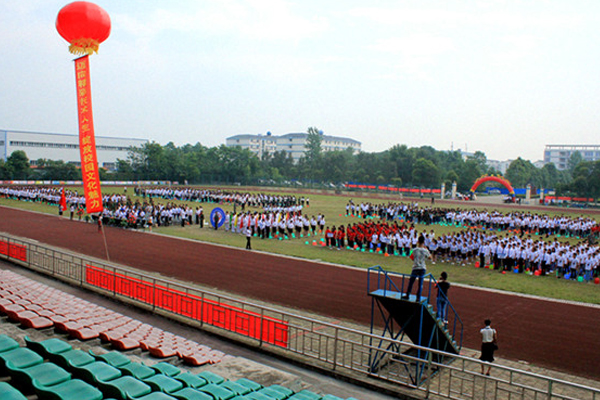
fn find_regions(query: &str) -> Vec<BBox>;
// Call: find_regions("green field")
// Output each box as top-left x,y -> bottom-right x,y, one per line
1,185 -> 599,305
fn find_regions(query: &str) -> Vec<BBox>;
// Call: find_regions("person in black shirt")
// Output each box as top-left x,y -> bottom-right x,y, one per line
436,271 -> 450,323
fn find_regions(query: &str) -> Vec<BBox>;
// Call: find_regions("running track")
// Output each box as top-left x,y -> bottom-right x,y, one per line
1,206 -> 599,379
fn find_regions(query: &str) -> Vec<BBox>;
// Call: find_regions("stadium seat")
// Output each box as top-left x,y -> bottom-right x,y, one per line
24,336 -> 72,359
72,361 -> 122,384
0,334 -> 20,353
321,395 -> 343,400
96,375 -> 152,400
6,359 -> 71,389
0,381 -> 28,400
221,380 -> 253,396
89,349 -> 131,368
144,374 -> 185,394
52,348 -> 95,369
244,392 -> 277,400
196,370 -> 225,385
151,361 -> 181,377
258,385 -> 294,400
171,387 -> 213,400
32,378 -> 103,400
174,372 -> 208,389
289,390 -> 322,400
0,347 -> 44,373
197,383 -> 236,400
119,361 -> 156,380
137,392 -> 179,400
234,378 -> 262,392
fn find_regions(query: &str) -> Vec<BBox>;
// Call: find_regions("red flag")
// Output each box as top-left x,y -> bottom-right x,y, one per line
60,188 -> 67,212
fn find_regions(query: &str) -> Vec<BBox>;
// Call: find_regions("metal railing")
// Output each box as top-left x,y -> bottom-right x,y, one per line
1,232 -> 599,400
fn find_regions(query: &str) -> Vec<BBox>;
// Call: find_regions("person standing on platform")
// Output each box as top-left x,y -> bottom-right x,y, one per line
402,235 -> 432,302
480,319 -> 498,375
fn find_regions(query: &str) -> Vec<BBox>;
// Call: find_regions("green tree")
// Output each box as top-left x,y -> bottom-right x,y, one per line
6,150 -> 30,180
0,158 -> 8,179
33,159 -> 80,180
444,170 -> 460,189
303,127 -> 323,183
412,158 -> 441,187
457,159 -> 483,191
505,158 -> 539,187
467,151 -> 488,174
567,151 -> 583,176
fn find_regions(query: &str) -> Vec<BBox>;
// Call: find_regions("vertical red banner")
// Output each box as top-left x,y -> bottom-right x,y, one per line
74,55 -> 103,214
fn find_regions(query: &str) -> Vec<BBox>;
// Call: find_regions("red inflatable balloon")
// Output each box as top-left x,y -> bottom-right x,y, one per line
56,1 -> 111,55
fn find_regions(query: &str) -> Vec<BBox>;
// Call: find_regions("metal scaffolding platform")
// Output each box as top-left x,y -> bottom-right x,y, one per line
367,266 -> 463,385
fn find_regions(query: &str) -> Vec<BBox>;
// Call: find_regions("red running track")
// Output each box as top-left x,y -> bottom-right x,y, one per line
1,206 -> 599,379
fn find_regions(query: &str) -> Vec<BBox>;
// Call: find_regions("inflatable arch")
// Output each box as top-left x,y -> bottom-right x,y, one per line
470,175 -> 515,196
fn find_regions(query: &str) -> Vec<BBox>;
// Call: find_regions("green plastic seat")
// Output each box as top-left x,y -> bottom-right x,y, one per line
0,381 -> 28,400
6,360 -> 71,388
198,383 -> 235,400
321,395 -> 343,400
137,392 -> 178,400
52,348 -> 95,369
151,361 -> 181,377
24,336 -> 72,359
32,378 -> 103,400
289,390 -> 322,400
245,392 -> 276,400
196,370 -> 225,385
97,375 -> 152,400
120,361 -> 156,380
90,350 -> 131,368
171,387 -> 213,400
174,372 -> 207,389
72,361 -> 122,384
235,378 -> 262,392
144,374 -> 185,394
0,334 -> 20,353
221,381 -> 252,396
0,347 -> 43,372
259,385 -> 294,400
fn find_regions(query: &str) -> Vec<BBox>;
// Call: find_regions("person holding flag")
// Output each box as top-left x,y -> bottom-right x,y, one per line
59,188 -> 67,216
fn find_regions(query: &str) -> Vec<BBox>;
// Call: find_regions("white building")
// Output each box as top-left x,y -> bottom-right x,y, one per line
225,132 -> 277,159
544,144 -> 600,170
226,132 -> 361,162
1,129 -> 148,171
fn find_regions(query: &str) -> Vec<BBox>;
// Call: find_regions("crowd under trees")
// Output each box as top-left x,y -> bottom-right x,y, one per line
1,127 -> 598,200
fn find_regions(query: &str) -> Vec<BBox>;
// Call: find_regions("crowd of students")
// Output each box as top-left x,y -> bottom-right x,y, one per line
345,200 -> 598,238
322,219 -> 599,280
136,187 -> 309,210
2,185 -> 598,280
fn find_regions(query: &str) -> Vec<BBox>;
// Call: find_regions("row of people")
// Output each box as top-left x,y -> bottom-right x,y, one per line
320,221 -> 599,280
136,186 -> 309,209
344,200 -> 598,238
221,211 -> 326,239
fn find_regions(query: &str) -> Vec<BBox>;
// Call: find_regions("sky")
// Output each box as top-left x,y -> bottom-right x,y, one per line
1,1 -> 600,162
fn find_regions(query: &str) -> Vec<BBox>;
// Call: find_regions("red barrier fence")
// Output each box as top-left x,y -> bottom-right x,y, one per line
85,264 -> 288,348
0,240 -> 27,262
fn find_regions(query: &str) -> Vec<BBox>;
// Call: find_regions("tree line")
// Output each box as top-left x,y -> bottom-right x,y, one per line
0,127 -> 597,199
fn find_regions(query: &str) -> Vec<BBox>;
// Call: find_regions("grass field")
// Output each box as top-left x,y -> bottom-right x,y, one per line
1,184 -> 599,305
